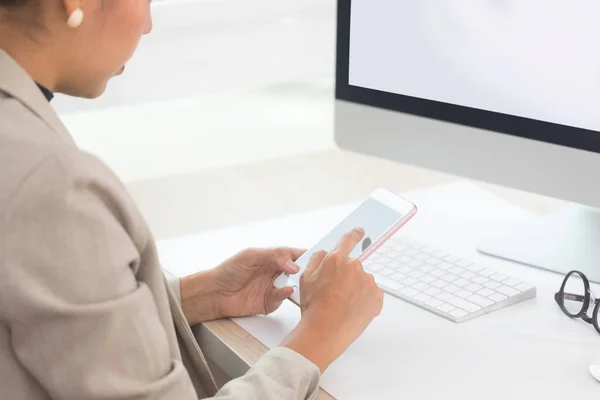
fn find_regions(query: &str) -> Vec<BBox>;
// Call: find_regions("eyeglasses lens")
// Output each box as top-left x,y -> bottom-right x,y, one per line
563,273 -> 586,316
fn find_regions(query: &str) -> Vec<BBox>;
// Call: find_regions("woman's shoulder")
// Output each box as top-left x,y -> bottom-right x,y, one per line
0,109 -> 129,219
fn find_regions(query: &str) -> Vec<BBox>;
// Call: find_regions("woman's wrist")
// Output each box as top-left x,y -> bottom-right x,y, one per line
180,270 -> 224,325
281,318 -> 340,374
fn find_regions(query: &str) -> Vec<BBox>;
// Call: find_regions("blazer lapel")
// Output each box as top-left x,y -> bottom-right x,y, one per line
0,50 -> 73,144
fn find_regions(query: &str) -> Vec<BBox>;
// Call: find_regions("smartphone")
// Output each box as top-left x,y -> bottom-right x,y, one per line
274,188 -> 418,305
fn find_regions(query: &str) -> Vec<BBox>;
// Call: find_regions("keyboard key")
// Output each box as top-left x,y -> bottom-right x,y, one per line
425,298 -> 444,308
449,309 -> 468,319
399,266 -> 412,274
515,283 -> 533,292
407,241 -> 425,249
408,270 -> 426,279
503,278 -> 521,287
414,293 -> 432,303
412,282 -> 429,291
426,258 -> 441,266
415,254 -> 429,262
460,271 -> 477,280
476,288 -> 495,297
440,274 -> 458,282
464,283 -> 483,292
433,250 -> 449,259
449,266 -> 465,275
455,289 -> 473,298
379,257 -> 391,264
444,284 -> 460,294
436,303 -> 455,313
497,285 -> 519,297
435,292 -> 453,301
441,273 -> 458,282
390,272 -> 406,281
387,252 -> 398,258
399,256 -> 412,264
389,261 -> 402,269
491,273 -> 508,282
398,287 -> 419,298
453,278 -> 470,287
479,269 -> 495,277
438,262 -> 453,270
379,268 -> 395,277
408,260 -> 422,268
431,280 -> 448,289
448,297 -> 481,313
369,263 -> 384,272
405,249 -> 419,256
421,245 -> 438,254
374,275 -> 403,291
421,275 -> 436,284
431,269 -> 445,277
483,281 -> 501,290
467,294 -> 495,308
401,277 -> 418,286
489,293 -> 508,302
466,264 -> 484,272
456,260 -> 473,268
421,265 -> 435,273
444,255 -> 460,263
472,276 -> 488,285
424,287 -> 442,296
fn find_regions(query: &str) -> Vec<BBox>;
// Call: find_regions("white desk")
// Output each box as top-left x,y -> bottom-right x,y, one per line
158,182 -> 600,399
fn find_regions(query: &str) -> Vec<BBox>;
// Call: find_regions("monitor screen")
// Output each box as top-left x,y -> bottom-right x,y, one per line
337,0 -> 600,153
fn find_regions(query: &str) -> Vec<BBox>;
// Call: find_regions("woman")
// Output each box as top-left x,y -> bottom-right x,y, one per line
0,1 -> 384,399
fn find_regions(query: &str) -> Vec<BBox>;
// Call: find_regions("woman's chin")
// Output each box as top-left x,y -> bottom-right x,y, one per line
78,81 -> 109,99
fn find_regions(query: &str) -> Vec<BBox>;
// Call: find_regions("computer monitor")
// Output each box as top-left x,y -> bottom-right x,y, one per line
335,0 -> 600,283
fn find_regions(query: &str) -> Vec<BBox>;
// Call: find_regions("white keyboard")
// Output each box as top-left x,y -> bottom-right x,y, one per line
364,236 -> 536,322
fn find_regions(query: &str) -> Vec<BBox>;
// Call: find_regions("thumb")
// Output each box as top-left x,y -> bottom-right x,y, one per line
266,286 -> 295,313
273,286 -> 294,302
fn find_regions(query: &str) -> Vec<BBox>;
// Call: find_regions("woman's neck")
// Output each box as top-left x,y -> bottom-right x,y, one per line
0,28 -> 61,92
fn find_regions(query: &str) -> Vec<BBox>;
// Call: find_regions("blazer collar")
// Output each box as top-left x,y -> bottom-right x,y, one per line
0,49 -> 73,144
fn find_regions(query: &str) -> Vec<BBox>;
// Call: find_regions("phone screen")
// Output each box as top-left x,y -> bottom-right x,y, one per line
291,197 -> 407,276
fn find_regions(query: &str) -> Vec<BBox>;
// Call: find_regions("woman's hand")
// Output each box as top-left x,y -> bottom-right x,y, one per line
180,247 -> 303,325
213,247 -> 303,318
281,227 -> 384,373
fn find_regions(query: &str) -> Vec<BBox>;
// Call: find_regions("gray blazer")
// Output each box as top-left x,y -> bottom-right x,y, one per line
0,49 -> 320,400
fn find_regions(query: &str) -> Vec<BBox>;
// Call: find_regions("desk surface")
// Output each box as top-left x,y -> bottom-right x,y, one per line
150,149 -> 595,399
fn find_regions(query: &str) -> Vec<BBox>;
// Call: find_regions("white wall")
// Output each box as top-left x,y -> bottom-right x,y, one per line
53,0 -> 336,114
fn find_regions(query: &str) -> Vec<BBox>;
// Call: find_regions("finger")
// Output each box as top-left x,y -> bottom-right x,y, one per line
336,227 -> 365,257
266,286 -> 295,313
252,248 -> 304,274
303,250 -> 328,278
288,247 -> 306,262
275,247 -> 306,273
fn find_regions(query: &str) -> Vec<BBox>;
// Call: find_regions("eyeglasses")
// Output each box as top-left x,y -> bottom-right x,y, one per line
555,270 -> 600,334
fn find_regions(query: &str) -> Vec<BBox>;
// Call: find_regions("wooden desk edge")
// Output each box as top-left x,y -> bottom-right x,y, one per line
197,319 -> 335,399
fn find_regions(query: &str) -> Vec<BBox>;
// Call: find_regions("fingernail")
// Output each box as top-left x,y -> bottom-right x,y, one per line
355,227 -> 365,235
285,260 -> 300,274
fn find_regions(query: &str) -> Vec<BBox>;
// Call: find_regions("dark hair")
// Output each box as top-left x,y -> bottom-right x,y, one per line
0,0 -> 28,6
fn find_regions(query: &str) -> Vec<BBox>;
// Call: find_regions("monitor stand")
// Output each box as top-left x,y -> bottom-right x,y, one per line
477,204 -> 600,284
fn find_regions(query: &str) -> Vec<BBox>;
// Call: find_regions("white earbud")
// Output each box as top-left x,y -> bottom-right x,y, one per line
67,8 -> 84,29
